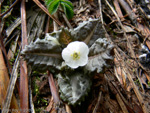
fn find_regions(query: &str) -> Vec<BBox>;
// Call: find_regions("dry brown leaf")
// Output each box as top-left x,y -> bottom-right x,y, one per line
0,49 -> 20,112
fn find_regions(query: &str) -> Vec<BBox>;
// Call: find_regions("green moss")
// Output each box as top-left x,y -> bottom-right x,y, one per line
35,108 -> 42,113
32,77 -> 40,96
2,5 -> 9,13
9,58 -> 15,65
36,98 -> 48,106
148,81 -> 150,87
41,98 -> 48,106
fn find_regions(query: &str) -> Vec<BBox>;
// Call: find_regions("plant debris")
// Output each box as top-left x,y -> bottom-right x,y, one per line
0,0 -> 150,113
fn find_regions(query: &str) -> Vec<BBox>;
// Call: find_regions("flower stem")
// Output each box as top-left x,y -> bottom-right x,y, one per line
47,71 -> 60,104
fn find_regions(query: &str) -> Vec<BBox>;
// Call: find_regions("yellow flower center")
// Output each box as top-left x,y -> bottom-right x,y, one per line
72,52 -> 80,60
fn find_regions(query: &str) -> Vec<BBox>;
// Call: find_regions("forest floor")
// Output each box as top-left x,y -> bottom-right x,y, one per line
0,0 -> 150,113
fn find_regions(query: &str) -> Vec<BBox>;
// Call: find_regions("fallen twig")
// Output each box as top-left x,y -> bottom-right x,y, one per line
113,0 -> 124,20
118,0 -> 136,24
92,91 -> 102,113
33,0 -> 62,26
48,72 -> 60,104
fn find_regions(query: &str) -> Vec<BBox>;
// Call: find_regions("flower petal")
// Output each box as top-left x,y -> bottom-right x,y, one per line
67,41 -> 80,52
77,55 -> 88,66
62,48 -> 73,62
78,42 -> 89,55
66,60 -> 79,69
61,41 -> 89,69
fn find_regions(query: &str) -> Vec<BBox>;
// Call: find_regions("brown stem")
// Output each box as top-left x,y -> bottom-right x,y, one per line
33,0 -> 63,27
48,71 -> 60,104
20,0 -> 29,112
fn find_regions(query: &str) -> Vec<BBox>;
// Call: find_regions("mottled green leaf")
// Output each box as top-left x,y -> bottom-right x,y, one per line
21,18 -> 114,106
22,19 -> 109,72
21,35 -> 63,72
85,38 -> 114,73
57,70 -> 92,105
72,19 -> 105,47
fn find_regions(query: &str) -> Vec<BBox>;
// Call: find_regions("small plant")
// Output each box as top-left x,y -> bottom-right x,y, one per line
22,19 -> 114,105
45,0 -> 74,19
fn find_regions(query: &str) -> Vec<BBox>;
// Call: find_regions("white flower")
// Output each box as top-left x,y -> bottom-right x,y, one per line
62,41 -> 89,69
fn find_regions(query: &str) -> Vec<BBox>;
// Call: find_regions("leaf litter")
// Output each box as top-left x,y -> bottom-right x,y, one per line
0,0 -> 150,113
